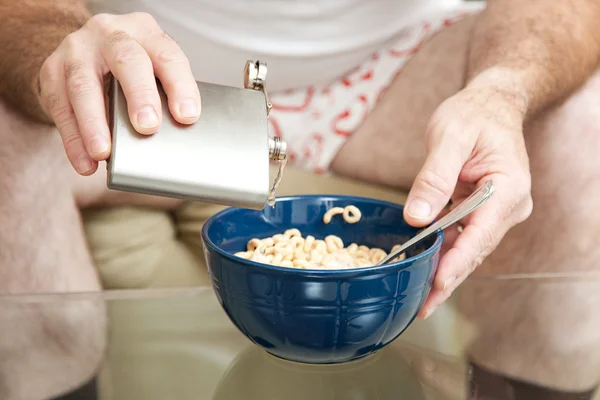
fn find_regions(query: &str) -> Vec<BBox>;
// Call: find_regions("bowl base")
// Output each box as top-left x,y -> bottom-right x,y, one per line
263,349 -> 381,367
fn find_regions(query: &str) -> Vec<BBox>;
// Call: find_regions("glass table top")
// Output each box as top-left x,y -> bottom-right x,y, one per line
3,273 -> 600,400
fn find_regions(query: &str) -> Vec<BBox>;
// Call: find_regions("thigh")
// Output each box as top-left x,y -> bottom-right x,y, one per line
331,15 -> 476,189
459,71 -> 600,392
0,101 -> 106,399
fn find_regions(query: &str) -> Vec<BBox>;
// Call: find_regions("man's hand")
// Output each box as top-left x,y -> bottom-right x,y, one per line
38,12 -> 201,175
404,77 -> 534,319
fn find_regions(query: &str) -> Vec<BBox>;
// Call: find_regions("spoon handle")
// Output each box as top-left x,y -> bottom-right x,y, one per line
376,180 -> 495,266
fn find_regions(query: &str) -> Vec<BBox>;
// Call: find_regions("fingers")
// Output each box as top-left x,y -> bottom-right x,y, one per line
419,175 -> 520,318
64,58 -> 111,161
39,12 -> 200,176
40,56 -> 98,175
101,30 -> 162,134
140,32 -> 201,124
404,147 -> 465,227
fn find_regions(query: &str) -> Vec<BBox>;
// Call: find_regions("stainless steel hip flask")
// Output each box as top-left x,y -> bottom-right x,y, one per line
106,60 -> 287,210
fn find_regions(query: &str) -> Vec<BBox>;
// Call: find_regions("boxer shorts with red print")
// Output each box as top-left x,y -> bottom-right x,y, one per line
267,6 -> 482,174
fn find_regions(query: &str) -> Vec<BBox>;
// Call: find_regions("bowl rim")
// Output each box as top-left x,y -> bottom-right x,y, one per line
201,194 -> 444,275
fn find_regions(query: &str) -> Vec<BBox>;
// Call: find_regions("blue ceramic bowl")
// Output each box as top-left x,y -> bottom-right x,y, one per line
201,195 -> 443,364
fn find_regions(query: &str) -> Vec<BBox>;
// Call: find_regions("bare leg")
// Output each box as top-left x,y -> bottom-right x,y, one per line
332,15 -> 600,393
0,99 -> 180,399
0,100 -> 104,399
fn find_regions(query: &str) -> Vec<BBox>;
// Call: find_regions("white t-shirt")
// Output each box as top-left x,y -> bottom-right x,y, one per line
89,0 -> 471,91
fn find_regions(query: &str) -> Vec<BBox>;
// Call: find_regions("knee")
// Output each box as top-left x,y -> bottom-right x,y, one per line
83,205 -> 211,289
459,280 -> 600,392
0,300 -> 107,399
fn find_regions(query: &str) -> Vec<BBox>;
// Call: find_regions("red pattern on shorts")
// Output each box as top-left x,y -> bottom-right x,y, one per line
267,8 -> 479,174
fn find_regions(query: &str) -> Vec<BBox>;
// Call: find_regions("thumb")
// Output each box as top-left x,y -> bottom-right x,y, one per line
404,148 -> 464,227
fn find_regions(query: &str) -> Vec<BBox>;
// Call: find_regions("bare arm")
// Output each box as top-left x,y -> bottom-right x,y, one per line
407,0 -> 600,317
467,0 -> 600,119
0,0 -> 91,123
0,2 -> 200,175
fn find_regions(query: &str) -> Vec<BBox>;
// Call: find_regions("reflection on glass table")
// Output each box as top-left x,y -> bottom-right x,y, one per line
2,274 -> 600,400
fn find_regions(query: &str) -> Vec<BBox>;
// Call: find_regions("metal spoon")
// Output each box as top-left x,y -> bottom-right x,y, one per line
376,180 -> 495,266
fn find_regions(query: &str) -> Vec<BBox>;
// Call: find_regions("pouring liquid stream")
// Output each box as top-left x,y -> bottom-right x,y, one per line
267,158 -> 287,207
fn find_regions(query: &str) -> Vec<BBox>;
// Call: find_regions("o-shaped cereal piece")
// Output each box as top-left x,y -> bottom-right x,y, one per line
274,241 -> 294,256
261,238 -> 275,247
313,240 -> 327,253
251,249 -> 265,261
325,235 -> 344,253
323,207 -> 344,224
347,243 -> 358,254
369,248 -> 387,264
272,253 -> 284,264
247,238 -> 262,251
272,234 -> 287,243
309,250 -> 323,264
355,249 -> 369,260
293,259 -> 310,269
391,245 -> 407,262
290,236 -> 305,249
356,257 -> 372,267
303,235 -> 315,253
294,248 -> 308,261
393,254 -> 407,262
342,205 -> 361,224
235,251 -> 252,259
284,228 -> 302,238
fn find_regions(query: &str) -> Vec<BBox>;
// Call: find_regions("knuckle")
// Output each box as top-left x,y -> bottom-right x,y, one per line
61,32 -> 83,53
62,131 -> 82,148
66,78 -> 92,99
155,43 -> 187,65
86,13 -> 115,34
63,59 -> 85,81
66,75 -> 99,100
479,227 -> 496,253
131,12 -> 158,26
107,29 -> 131,46
418,169 -> 454,198
53,105 -> 76,126
126,84 -> 159,103
473,224 -> 498,257
108,33 -> 144,65
41,91 -> 61,116
470,253 -> 486,274
39,55 -> 60,90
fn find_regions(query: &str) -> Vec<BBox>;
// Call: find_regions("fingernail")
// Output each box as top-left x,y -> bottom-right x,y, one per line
423,306 -> 437,320
89,137 -> 109,155
443,276 -> 456,292
178,99 -> 199,118
137,106 -> 159,129
77,156 -> 93,173
407,198 -> 432,220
